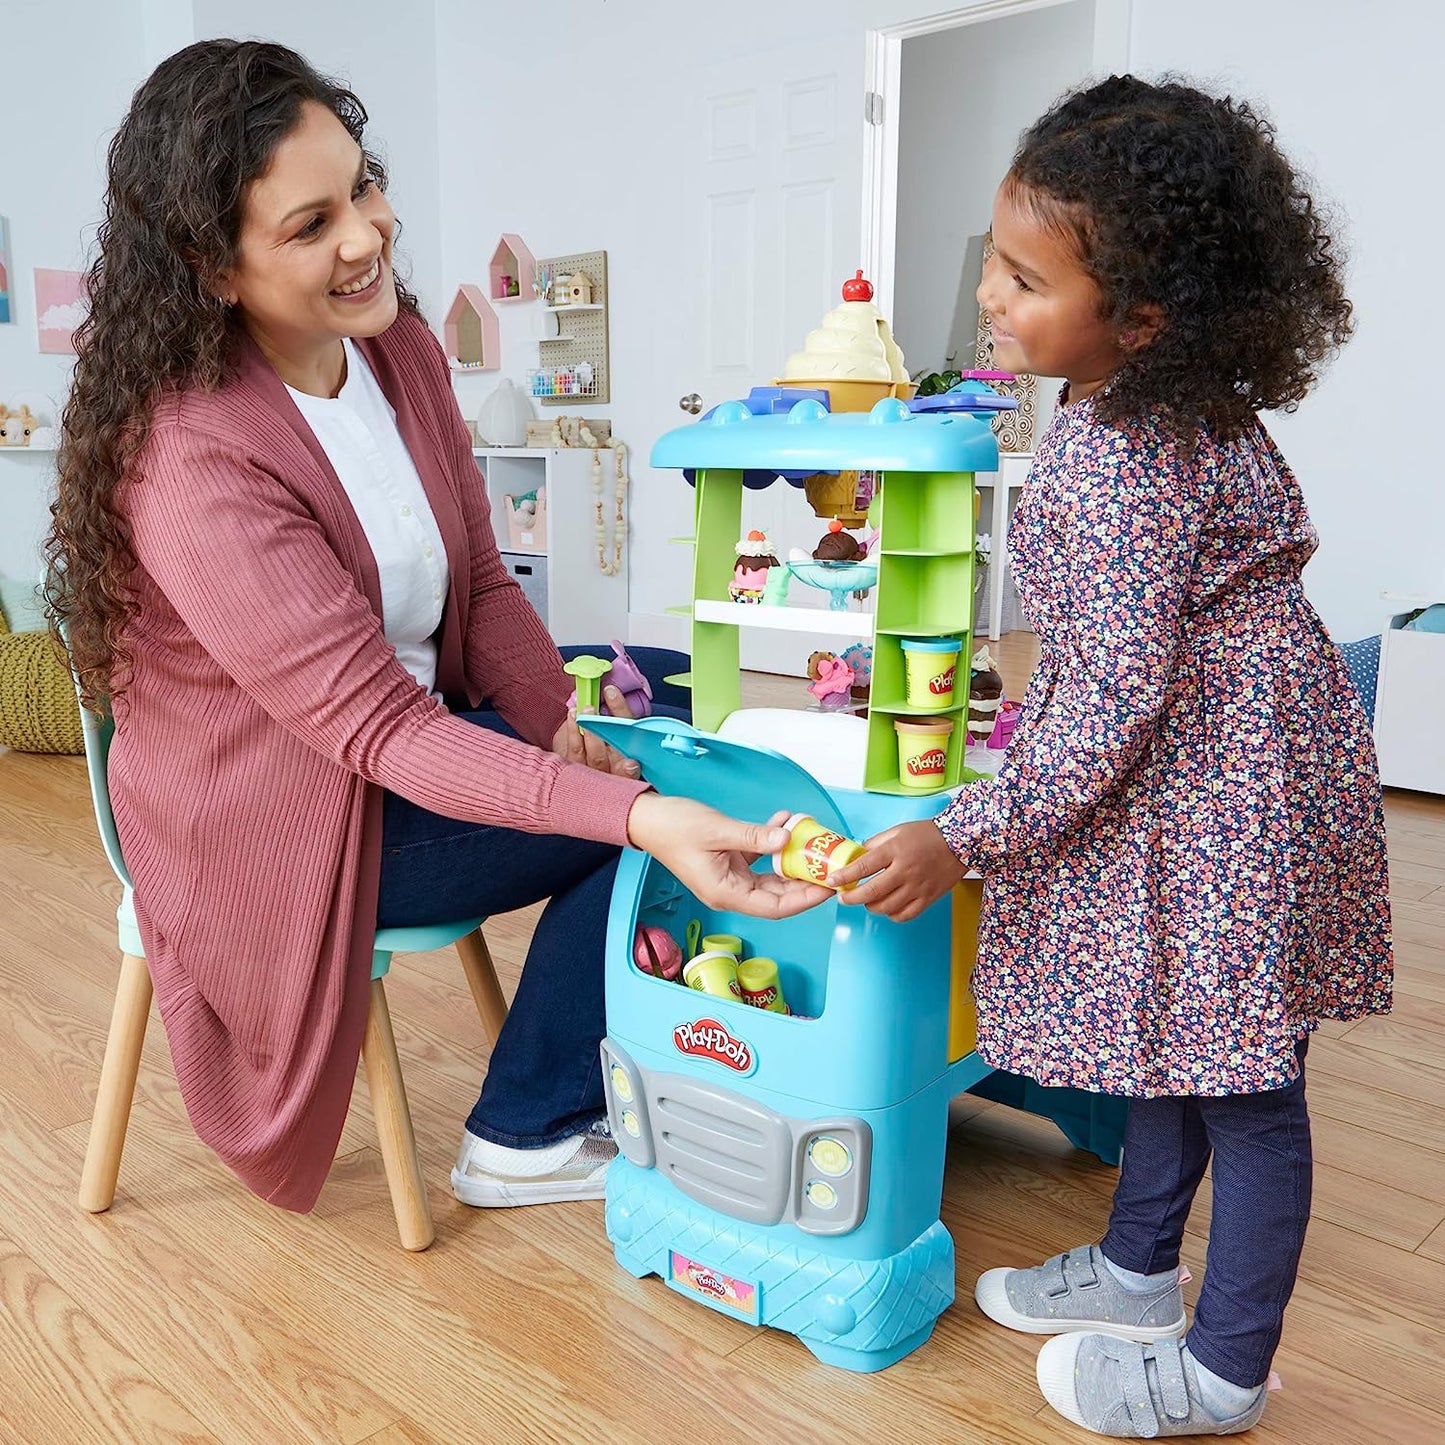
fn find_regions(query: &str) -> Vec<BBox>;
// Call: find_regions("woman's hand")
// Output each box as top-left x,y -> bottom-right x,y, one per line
829,819 -> 966,923
626,795 -> 832,919
551,683 -> 642,778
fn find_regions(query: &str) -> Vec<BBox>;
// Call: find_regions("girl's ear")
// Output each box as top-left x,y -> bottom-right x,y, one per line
1122,303 -> 1166,352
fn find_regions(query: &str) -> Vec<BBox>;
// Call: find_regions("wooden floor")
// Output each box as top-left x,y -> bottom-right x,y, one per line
2,633 -> 1443,1444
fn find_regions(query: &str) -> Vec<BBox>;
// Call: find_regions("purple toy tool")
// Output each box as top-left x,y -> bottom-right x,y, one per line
602,640 -> 653,718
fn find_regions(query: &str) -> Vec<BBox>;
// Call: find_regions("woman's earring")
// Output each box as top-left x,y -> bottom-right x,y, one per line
1121,329 -> 1137,348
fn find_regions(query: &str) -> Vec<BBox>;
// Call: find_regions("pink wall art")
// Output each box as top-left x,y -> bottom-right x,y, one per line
34,267 -> 87,354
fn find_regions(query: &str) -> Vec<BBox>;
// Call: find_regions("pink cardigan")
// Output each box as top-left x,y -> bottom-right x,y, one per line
112,310 -> 647,1210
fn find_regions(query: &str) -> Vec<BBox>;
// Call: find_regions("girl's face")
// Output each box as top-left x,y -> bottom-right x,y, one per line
219,101 -> 397,393
976,182 -> 1123,402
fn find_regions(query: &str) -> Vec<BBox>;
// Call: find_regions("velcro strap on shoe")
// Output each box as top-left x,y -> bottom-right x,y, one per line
1151,1339 -> 1192,1423
1118,1347 -> 1164,1438
1040,1252 -> 1070,1297
1065,1245 -> 1100,1290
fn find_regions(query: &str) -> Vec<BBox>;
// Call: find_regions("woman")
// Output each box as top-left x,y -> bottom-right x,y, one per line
46,39 -> 827,1214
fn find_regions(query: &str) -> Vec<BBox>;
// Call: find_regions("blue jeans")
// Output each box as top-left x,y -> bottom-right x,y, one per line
376,647 -> 689,1147
1099,1038 -> 1312,1389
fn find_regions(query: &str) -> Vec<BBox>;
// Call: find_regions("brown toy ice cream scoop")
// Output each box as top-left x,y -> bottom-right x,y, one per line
812,519 -> 864,562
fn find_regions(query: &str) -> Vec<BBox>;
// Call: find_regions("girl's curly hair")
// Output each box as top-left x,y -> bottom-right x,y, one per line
1005,74 -> 1353,438
45,39 -> 421,706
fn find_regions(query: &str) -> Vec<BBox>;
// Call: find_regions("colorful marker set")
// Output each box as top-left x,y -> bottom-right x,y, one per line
527,363 -> 595,397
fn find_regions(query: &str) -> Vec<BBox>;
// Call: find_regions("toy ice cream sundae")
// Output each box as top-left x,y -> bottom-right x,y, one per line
780,271 -> 912,411
967,645 -> 1004,744
812,519 -> 865,562
729,529 -> 782,603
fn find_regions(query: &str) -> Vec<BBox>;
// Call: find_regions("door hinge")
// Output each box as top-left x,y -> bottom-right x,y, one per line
864,91 -> 884,126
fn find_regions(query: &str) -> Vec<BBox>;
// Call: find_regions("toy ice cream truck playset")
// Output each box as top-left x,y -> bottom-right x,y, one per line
581,277 -> 1125,1373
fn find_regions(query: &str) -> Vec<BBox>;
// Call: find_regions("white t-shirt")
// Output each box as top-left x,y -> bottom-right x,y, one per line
287,339 -> 449,695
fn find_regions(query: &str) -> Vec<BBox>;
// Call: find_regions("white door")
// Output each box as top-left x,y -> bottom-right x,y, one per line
676,42 -> 876,677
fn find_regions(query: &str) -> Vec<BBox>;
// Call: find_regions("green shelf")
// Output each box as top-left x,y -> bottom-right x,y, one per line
663,671 -> 693,690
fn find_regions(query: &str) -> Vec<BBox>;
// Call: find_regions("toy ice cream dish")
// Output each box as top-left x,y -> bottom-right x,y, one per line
901,637 -> 962,710
894,717 -> 954,789
772,812 -> 865,889
779,271 -> 913,411
729,529 -> 782,603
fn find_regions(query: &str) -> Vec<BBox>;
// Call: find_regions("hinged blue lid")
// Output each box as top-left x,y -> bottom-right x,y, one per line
651,396 -> 999,474
578,716 -> 848,835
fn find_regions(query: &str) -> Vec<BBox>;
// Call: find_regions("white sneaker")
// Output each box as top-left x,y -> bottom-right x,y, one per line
450,1118 -> 617,1207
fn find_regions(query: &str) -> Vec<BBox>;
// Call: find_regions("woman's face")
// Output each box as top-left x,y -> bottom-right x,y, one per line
219,100 -> 397,392
976,181 -> 1123,402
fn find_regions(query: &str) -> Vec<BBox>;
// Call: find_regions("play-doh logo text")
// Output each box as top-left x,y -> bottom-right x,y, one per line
906,748 -> 948,776
674,1017 -> 754,1073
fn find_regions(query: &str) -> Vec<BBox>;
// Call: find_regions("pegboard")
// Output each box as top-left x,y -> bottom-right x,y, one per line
536,249 -> 610,405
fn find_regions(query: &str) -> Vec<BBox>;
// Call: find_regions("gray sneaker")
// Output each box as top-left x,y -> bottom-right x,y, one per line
1037,1333 -> 1267,1437
975,1245 -> 1186,1341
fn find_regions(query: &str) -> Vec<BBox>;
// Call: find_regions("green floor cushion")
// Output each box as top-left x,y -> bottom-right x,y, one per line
0,627 -> 84,754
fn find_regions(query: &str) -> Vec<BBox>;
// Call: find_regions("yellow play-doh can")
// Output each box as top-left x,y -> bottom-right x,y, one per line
771,812 -> 864,889
900,636 -> 962,709
894,717 -> 954,790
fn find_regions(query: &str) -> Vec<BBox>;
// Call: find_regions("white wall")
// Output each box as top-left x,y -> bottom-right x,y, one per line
2,0 -> 1435,646
1127,0 -> 1444,636
0,0 -> 149,591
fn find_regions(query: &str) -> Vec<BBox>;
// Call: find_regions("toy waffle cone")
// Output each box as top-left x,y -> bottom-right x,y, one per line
804,471 -> 869,526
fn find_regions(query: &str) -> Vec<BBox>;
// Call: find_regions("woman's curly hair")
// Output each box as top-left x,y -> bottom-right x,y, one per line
1005,74 -> 1353,438
45,39 -> 421,706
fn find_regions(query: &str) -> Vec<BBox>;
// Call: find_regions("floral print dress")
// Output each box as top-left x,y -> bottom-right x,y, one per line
936,394 -> 1393,1097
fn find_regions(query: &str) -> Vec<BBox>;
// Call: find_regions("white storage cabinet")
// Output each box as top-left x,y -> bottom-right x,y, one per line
471,447 -> 629,645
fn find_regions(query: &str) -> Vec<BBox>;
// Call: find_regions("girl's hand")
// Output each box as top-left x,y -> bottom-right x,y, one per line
551,684 -> 642,778
829,819 -> 966,923
626,795 -> 832,919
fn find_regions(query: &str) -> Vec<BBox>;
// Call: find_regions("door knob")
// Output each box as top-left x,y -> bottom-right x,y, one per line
679,393 -> 702,415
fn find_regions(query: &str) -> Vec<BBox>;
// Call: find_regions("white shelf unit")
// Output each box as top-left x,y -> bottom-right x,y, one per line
472,447 -> 628,645
973,451 -> 1033,640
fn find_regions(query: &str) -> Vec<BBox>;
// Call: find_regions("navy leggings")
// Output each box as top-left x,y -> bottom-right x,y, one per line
1100,1038 -> 1312,1388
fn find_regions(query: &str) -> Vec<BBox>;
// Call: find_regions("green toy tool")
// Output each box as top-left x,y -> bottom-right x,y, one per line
563,654 -> 612,714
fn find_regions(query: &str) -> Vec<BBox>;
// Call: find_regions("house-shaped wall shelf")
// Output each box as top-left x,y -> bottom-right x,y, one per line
444,285 -> 501,371
489,233 -> 536,302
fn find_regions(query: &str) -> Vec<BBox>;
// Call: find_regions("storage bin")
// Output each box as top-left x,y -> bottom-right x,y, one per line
500,551 -> 547,625
503,492 -> 547,552
1374,602 -> 1445,794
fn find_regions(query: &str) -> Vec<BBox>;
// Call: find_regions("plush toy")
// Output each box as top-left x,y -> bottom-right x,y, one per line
0,404 -> 40,446
967,645 -> 1004,745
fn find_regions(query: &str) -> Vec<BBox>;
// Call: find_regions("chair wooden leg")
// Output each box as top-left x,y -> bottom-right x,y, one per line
79,953 -> 153,1213
454,928 -> 509,1045
361,977 -> 434,1251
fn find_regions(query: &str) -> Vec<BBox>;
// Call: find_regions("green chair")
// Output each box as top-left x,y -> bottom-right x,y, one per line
75,703 -> 509,1250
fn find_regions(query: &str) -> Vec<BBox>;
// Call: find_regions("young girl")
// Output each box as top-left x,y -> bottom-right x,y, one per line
831,76 -> 1391,1437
